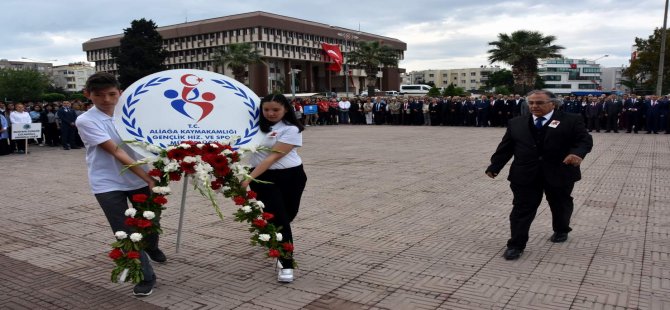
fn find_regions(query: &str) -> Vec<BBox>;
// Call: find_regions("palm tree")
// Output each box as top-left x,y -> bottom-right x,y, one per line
347,41 -> 399,96
488,30 -> 564,94
211,43 -> 262,83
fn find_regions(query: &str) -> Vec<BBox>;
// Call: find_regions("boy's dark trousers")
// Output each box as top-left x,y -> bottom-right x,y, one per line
95,186 -> 158,280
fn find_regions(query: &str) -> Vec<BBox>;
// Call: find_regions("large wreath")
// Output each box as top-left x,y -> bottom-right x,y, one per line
109,140 -> 292,283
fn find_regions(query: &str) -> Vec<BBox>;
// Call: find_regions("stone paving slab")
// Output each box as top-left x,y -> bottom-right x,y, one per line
1,125 -> 669,309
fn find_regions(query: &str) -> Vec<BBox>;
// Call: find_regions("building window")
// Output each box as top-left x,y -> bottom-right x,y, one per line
429,74 -> 434,77
470,79 -> 476,83
582,67 -> 601,73
470,72 -> 476,76
461,73 -> 466,76
542,75 -> 562,81
578,84 -> 597,89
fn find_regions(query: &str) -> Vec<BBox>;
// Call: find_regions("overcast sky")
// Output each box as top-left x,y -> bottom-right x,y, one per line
1,0 -> 666,72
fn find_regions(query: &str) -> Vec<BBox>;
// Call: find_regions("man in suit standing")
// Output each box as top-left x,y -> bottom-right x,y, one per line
603,95 -> 622,133
57,101 -> 80,150
623,94 -> 642,133
372,97 -> 387,125
485,90 -> 593,260
645,95 -> 662,134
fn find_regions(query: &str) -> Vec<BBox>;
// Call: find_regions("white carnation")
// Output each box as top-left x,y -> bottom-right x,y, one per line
241,205 -> 252,213
179,143 -> 191,149
210,144 -> 219,148
196,143 -> 204,149
129,233 -> 143,242
166,146 -> 176,151
143,211 -> 156,220
258,234 -> 271,242
164,161 -> 180,172
114,231 -> 128,240
152,186 -> 171,195
183,156 -> 197,163
221,186 -> 231,192
275,233 -> 283,242
124,208 -> 137,217
254,201 -> 265,209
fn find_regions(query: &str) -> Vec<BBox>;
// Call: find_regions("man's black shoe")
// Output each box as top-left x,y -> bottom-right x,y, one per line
550,232 -> 568,243
503,248 -> 523,260
133,274 -> 156,296
146,248 -> 167,263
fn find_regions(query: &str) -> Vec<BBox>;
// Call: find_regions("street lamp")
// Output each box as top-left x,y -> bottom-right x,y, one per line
290,68 -> 301,99
591,54 -> 609,62
337,32 -> 359,97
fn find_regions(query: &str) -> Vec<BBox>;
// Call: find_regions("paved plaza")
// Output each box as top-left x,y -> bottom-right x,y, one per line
1,125 -> 669,309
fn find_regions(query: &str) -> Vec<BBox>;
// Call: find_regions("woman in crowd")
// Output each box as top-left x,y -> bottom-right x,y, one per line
5,103 -> 15,152
9,103 -> 31,154
242,94 -> 307,283
29,104 -> 44,145
291,99 -> 303,125
0,112 -> 8,156
41,104 -> 59,147
349,99 -> 361,125
363,98 -> 373,125
422,99 -> 431,126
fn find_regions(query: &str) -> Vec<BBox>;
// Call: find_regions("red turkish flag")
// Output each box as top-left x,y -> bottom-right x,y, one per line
321,43 -> 343,72
570,63 -> 577,69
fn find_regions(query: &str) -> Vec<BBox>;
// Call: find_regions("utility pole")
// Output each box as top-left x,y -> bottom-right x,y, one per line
656,0 -> 669,95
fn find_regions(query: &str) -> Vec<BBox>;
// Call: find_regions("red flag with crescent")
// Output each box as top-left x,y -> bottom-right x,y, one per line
321,43 -> 343,72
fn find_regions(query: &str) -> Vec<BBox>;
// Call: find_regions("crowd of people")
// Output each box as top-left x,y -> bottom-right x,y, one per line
289,93 -> 670,134
0,100 -> 92,155
1,92 -> 668,156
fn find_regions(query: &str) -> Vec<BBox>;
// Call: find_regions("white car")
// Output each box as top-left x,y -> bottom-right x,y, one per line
359,89 -> 381,97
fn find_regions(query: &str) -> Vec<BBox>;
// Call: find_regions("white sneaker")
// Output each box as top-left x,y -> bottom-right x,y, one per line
276,261 -> 294,283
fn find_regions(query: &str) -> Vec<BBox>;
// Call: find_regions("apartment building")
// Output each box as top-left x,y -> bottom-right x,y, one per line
0,59 -> 52,73
52,62 -> 95,92
82,11 -> 407,96
407,67 -> 501,90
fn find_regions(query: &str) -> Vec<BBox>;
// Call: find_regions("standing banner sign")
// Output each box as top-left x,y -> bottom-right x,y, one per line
114,69 -> 263,251
12,123 -> 42,139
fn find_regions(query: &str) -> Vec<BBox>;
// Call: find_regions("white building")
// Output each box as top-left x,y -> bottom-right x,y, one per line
52,62 -> 95,92
538,58 -> 603,95
406,67 -> 500,91
600,67 -> 628,93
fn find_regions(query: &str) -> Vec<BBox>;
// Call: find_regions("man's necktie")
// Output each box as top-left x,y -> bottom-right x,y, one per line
535,117 -> 545,129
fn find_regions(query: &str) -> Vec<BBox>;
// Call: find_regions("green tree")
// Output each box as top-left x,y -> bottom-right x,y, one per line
442,83 -> 466,97
427,86 -> 441,97
0,69 -> 51,101
211,43 -> 262,84
41,93 -> 67,102
112,18 -> 168,89
488,30 -> 564,94
346,41 -> 399,98
485,69 -> 514,90
623,27 -> 670,95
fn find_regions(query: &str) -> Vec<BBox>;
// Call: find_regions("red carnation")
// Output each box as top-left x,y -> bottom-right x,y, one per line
168,172 -> 182,181
247,191 -> 257,200
124,217 -> 137,227
131,194 -> 148,203
201,154 -> 218,165
180,162 -> 196,174
215,166 -> 231,177
167,148 -> 186,161
253,219 -> 267,229
126,251 -> 141,259
148,169 -> 163,177
230,153 -> 240,162
153,195 -> 168,205
282,243 -> 294,252
211,180 -> 222,190
233,196 -> 246,205
268,249 -> 281,258
136,219 -> 153,228
261,212 -> 274,220
109,248 -> 123,260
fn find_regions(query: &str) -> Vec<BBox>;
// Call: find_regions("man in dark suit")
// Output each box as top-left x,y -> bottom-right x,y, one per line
56,101 -> 80,150
603,95 -> 622,133
623,94 -> 642,133
485,90 -> 593,260
645,95 -> 662,134
372,97 -> 387,125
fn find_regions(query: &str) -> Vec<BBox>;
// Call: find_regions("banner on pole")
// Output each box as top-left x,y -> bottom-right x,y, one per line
11,123 -> 41,139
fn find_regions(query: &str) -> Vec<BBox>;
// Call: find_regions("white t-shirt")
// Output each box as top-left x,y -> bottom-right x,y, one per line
9,111 -> 31,124
249,121 -> 302,169
75,106 -> 147,194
